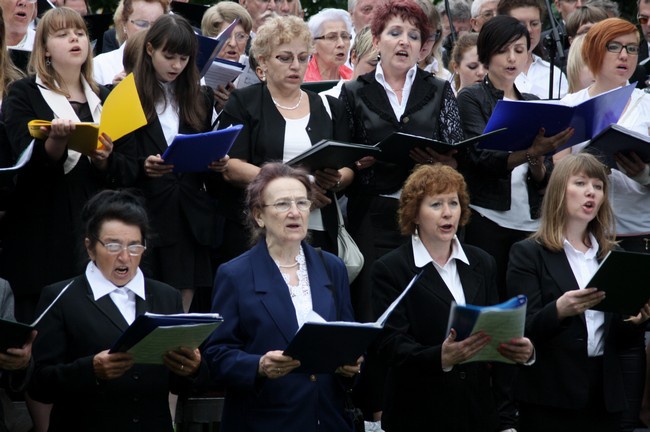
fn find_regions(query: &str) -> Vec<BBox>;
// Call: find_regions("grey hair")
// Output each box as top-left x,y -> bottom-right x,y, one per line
307,8 -> 353,37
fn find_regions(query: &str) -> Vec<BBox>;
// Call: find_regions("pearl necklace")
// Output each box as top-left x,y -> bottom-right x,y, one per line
272,91 -> 303,110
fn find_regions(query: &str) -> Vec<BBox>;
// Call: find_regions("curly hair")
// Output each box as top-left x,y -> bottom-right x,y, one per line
398,164 -> 471,236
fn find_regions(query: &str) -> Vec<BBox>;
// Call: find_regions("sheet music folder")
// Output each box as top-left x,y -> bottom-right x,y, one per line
587,250 -> 650,316
286,140 -> 380,171
479,83 -> 636,152
110,313 -> 223,364
283,272 -> 422,374
376,129 -> 507,165
585,124 -> 650,169
162,124 -> 243,173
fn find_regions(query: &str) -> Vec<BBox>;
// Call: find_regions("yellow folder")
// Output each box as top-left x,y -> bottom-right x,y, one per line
27,73 -> 147,156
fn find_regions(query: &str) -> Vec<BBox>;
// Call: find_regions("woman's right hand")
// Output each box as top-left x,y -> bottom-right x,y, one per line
144,154 -> 174,178
441,328 -> 491,369
528,127 -> 574,158
556,287 -> 605,320
258,350 -> 300,379
93,350 -> 134,380
353,156 -> 376,171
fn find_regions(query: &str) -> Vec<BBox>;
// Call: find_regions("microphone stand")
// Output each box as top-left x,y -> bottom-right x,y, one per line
542,0 -> 566,99
444,0 -> 457,47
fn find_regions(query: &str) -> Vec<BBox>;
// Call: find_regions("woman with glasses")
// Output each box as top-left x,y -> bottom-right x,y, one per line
216,15 -> 351,262
2,0 -> 36,50
557,19 -> 650,430
29,189 -> 204,431
200,2 -> 253,112
204,162 -> 359,432
415,0 -> 450,80
305,8 -> 353,82
92,0 -> 168,86
131,14 -> 227,313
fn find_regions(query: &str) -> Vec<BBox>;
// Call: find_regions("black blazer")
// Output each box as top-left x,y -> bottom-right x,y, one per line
216,83 -> 351,248
340,68 -> 464,198
372,242 -> 503,432
29,274 -> 204,432
133,88 -> 220,248
0,77 -> 138,298
506,238 -> 645,412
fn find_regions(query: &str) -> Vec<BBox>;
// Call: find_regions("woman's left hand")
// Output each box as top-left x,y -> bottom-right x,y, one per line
496,337 -> 534,364
163,347 -> 201,377
213,83 -> 236,112
410,147 -> 458,169
0,330 -> 36,371
311,184 -> 332,209
90,133 -> 114,170
208,155 -> 230,173
626,299 -> 650,325
314,168 -> 342,191
335,356 -> 363,378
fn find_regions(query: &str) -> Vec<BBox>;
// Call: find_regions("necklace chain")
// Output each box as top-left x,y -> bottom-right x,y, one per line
272,91 -> 303,110
276,260 -> 299,269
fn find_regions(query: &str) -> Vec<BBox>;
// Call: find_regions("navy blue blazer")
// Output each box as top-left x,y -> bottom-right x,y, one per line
204,240 -> 355,432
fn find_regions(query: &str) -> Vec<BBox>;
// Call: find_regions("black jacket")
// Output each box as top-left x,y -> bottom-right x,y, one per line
456,76 -> 551,219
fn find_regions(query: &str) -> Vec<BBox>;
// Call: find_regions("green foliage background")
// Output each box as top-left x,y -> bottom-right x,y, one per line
88,0 -> 641,24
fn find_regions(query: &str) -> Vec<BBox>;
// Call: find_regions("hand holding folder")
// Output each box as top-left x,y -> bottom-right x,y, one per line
283,272 -> 422,374
27,74 -> 147,156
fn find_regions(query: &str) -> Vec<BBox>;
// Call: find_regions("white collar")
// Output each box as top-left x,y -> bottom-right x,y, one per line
412,235 -> 469,268
375,62 -> 418,92
562,232 -> 599,259
85,261 -> 146,301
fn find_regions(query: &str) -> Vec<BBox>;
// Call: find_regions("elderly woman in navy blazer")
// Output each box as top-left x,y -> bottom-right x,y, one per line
204,163 -> 360,432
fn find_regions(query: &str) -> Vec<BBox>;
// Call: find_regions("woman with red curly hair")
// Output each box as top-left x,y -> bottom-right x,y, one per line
372,164 -> 534,431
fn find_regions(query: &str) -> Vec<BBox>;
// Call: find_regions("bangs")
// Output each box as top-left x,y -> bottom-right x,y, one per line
159,30 -> 197,57
46,7 -> 87,34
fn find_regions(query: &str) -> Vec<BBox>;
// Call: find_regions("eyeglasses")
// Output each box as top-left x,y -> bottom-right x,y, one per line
231,32 -> 250,43
274,53 -> 311,64
129,19 -> 152,29
263,198 -> 312,212
314,32 -> 353,43
428,29 -> 442,43
606,42 -> 640,55
95,238 -> 147,256
476,10 -> 495,20
638,15 -> 649,25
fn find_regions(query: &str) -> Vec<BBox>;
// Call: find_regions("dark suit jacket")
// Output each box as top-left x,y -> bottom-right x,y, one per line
133,88 -> 220,248
0,77 -> 138,300
203,241 -> 355,432
29,274 -> 202,432
372,242 -> 502,432
506,238 -> 645,411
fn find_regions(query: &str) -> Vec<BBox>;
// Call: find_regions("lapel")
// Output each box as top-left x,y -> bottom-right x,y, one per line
82,277 -> 130,332
457,258 -> 481,305
141,116 -> 168,156
250,241 -> 300,343
539,246 -> 587,327
304,245 -> 336,321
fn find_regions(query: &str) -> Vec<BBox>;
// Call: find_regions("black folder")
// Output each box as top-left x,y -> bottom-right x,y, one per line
286,140 -> 381,171
283,272 -> 423,374
376,128 -> 507,165
283,323 -> 381,374
301,81 -> 339,93
588,250 -> 650,316
0,320 -> 33,352
585,124 -> 650,169
9,48 -> 30,74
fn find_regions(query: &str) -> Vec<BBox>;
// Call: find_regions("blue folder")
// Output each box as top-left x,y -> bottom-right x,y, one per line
195,18 -> 239,78
479,83 -> 636,152
162,124 -> 243,173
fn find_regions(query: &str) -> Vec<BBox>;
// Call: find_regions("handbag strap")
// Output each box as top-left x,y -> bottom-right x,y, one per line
316,248 -> 340,321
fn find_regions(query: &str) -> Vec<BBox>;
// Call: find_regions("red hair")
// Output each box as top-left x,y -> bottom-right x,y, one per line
582,18 -> 638,76
370,0 -> 432,43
